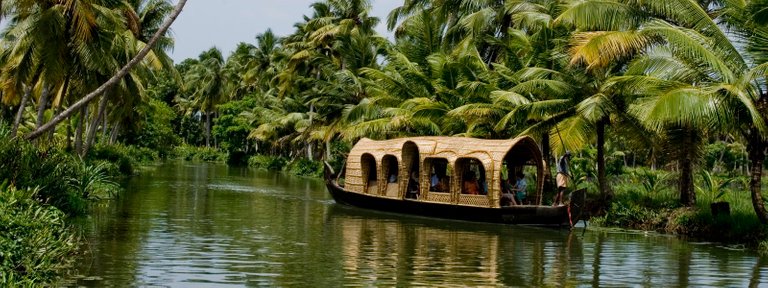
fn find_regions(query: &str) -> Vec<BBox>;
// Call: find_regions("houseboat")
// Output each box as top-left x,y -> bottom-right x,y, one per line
323,136 -> 585,227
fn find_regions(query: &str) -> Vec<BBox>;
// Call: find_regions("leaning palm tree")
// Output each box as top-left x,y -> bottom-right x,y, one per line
24,0 -> 187,141
81,0 -> 176,156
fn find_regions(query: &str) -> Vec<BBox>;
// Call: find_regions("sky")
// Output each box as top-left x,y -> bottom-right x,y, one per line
168,0 -> 401,63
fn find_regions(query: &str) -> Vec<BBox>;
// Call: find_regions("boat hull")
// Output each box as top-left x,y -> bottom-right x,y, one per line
324,162 -> 577,226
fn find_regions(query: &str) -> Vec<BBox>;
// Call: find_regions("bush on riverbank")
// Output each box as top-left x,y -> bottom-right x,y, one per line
1,138 -> 86,215
0,185 -> 79,285
286,158 -> 324,177
248,155 -> 287,170
247,155 -> 324,177
86,144 -> 159,175
171,145 -> 227,162
0,126 -> 123,215
589,167 -> 768,247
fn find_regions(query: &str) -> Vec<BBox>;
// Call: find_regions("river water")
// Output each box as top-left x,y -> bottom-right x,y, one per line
66,162 -> 768,287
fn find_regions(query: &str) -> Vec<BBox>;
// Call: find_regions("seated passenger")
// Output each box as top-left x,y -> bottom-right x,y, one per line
407,171 -> 420,199
512,171 -> 527,204
500,177 -> 517,206
388,173 -> 397,183
462,171 -> 481,195
430,171 -> 439,189
434,176 -> 449,192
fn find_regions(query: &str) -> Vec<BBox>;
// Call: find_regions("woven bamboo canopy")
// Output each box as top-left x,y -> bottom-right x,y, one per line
344,136 -> 545,207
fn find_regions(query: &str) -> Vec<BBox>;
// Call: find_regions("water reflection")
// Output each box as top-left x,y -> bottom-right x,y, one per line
327,205 -> 584,287
67,162 -> 768,287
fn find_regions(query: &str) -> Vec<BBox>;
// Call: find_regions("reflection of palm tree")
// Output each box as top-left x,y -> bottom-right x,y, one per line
676,244 -> 691,287
749,255 -> 768,288
591,232 -> 604,288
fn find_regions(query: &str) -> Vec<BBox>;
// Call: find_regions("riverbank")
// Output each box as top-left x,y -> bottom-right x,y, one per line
582,167 -> 768,253
0,133 -> 143,284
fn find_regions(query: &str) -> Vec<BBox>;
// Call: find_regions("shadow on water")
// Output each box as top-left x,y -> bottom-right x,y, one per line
65,162 -> 768,287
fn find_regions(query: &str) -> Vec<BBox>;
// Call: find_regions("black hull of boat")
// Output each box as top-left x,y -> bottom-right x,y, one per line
324,162 -> 579,227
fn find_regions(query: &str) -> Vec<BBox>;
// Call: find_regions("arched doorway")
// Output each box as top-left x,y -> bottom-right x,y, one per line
382,155 -> 399,197
361,153 -> 377,194
501,139 -> 544,205
402,141 -> 420,199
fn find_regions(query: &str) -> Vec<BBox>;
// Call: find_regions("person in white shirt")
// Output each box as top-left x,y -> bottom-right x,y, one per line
553,151 -> 571,206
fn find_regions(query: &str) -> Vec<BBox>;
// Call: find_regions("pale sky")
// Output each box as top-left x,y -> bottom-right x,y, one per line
169,0 -> 401,63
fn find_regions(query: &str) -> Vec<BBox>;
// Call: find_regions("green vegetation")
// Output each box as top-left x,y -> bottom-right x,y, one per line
584,163 -> 768,248
171,145 -> 228,162
0,185 -> 79,285
0,123 -> 126,285
247,155 -> 323,177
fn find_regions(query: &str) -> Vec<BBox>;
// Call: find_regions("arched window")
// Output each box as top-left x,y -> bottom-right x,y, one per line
425,158 -> 451,193
456,158 -> 486,195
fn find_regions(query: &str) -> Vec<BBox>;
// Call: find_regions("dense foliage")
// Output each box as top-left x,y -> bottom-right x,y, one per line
0,185 -> 79,285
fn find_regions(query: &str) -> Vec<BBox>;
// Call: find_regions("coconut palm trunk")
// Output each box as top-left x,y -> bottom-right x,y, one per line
66,117 -> 72,150
541,130 -> 554,194
307,103 -> 314,159
596,117 -> 613,202
679,129 -> 697,207
748,128 -> 768,223
47,105 -> 61,141
109,122 -> 120,144
47,75 -> 71,141
101,111 -> 108,140
25,0 -> 188,140
205,110 -> 212,147
35,84 -> 51,128
11,85 -> 32,138
82,91 -> 109,156
75,106 -> 88,155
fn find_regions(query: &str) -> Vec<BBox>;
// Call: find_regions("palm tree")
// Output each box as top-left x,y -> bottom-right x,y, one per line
184,47 -> 228,147
557,0 -> 765,208
274,0 -> 382,159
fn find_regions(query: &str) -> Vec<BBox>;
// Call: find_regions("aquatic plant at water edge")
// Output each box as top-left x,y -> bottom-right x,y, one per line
67,159 -> 121,200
